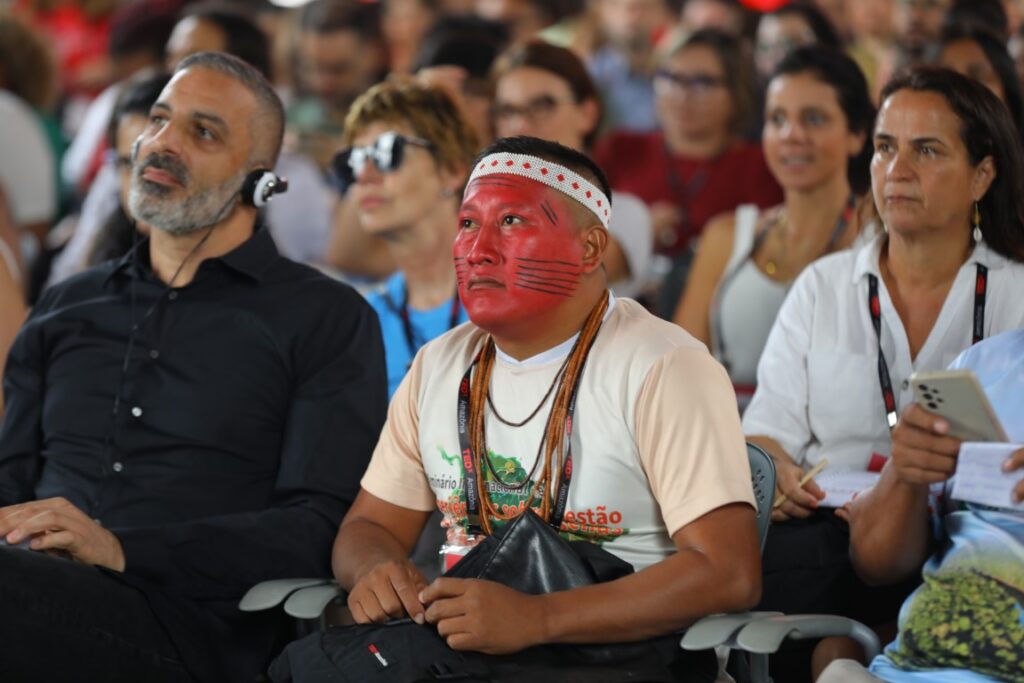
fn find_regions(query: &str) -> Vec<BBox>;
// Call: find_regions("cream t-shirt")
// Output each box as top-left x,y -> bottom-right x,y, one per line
361,297 -> 755,570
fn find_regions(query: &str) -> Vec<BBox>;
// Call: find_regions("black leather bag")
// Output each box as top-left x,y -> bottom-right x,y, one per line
444,508 -> 634,590
269,510 -> 715,682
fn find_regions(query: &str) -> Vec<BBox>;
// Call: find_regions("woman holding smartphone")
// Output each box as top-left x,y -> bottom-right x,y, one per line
742,67 -> 1024,678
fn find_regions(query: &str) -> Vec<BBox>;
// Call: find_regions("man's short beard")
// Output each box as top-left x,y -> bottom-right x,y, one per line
129,154 -> 248,236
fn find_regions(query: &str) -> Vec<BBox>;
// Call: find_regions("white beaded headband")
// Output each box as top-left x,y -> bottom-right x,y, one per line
467,153 -> 611,230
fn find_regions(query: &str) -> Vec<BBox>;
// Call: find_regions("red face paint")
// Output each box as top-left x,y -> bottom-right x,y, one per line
454,175 -> 586,333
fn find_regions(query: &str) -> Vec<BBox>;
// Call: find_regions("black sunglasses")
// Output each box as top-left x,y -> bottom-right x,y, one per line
330,131 -> 433,192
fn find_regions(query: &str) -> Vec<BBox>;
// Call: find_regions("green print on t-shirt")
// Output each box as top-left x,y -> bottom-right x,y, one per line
435,447 -> 630,545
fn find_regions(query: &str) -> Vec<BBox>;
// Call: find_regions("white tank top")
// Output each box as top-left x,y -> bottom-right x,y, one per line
711,204 -> 876,410
711,205 -> 788,405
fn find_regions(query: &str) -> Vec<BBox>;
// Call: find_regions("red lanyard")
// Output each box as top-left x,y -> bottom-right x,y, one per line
867,264 -> 988,428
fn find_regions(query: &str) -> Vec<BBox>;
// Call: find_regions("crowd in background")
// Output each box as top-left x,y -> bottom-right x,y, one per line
2,0 -> 1024,370
2,1 -> 1024,682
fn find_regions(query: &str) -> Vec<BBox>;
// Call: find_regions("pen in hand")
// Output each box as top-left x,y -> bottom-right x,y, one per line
773,458 -> 829,510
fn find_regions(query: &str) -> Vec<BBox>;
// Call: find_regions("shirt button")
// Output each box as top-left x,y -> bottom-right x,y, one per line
131,406 -> 143,417
112,462 -> 124,473
901,379 -> 909,390
149,349 -> 160,360
168,291 -> 178,301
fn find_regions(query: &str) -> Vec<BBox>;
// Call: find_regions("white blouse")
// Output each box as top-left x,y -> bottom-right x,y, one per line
742,233 -> 1024,471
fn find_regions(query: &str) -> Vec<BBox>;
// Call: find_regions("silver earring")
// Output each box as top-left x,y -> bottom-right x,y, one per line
440,188 -> 455,199
972,201 -> 982,243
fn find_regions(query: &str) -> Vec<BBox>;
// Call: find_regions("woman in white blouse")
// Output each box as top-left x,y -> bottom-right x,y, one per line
742,66 -> 1024,678
745,67 -> 1024,521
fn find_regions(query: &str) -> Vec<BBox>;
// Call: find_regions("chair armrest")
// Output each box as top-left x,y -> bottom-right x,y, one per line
679,612 -> 782,650
735,615 -> 881,659
238,578 -> 334,612
283,582 -> 348,620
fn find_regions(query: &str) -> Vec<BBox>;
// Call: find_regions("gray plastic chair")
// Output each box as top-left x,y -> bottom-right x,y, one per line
240,443 -> 879,681
679,443 -> 880,683
240,442 -> 780,620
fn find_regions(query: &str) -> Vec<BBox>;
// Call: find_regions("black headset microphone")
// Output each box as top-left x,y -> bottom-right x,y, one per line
239,168 -> 288,208
130,139 -> 289,209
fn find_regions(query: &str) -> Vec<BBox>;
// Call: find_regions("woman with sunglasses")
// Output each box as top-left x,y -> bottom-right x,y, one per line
335,79 -> 477,399
594,28 -> 782,315
490,39 -> 652,298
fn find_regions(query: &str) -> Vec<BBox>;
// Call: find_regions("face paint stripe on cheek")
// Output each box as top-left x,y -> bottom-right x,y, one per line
515,270 -> 580,287
515,263 -> 582,276
514,256 -> 580,268
514,282 -> 575,297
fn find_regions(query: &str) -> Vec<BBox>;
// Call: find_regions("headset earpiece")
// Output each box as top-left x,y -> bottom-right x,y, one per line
241,169 -> 289,208
130,139 -> 141,163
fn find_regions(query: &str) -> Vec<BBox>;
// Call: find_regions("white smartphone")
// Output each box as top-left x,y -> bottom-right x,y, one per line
909,369 -> 1008,442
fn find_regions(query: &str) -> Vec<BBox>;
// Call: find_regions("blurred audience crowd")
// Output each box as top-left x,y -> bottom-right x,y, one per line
2,1 -> 1024,681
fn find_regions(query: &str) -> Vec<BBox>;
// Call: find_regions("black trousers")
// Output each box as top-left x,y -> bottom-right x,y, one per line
756,513 -> 920,683
0,547 -> 197,683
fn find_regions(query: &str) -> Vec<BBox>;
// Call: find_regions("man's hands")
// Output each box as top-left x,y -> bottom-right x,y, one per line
0,497 -> 125,571
348,558 -> 429,625
772,456 -> 825,522
890,404 -> 962,487
348,563 -> 546,655
421,578 -> 545,654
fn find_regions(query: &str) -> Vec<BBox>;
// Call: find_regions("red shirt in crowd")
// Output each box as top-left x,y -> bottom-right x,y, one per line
594,131 -> 783,255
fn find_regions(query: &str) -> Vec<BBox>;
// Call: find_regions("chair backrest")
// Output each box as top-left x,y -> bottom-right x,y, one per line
746,442 -> 776,552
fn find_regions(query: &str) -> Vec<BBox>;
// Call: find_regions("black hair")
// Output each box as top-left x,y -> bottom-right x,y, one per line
945,0 -> 1008,38
413,15 -> 509,80
770,1 -> 841,49
108,0 -> 179,60
300,0 -> 381,40
771,45 -> 876,195
939,24 -> 1024,137
178,3 -> 272,78
671,28 -> 756,136
87,205 -> 142,268
106,71 -> 172,150
176,51 -> 284,166
880,67 -> 1024,261
476,136 -> 612,209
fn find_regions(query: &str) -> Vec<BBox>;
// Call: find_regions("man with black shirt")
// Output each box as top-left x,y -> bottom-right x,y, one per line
0,52 -> 386,683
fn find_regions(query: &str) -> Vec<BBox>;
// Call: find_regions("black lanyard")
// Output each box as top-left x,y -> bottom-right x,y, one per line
714,195 -> 857,375
662,141 -> 711,250
384,284 -> 461,363
456,350 -> 580,537
867,263 -> 988,428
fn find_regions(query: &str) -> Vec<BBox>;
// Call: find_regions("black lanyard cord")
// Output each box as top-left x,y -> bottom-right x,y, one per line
867,263 -> 987,429
384,282 -> 461,362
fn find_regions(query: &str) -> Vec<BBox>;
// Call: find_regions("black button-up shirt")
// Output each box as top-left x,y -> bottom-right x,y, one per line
0,228 -> 387,681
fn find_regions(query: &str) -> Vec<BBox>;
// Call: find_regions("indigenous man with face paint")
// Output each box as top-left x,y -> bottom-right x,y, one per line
0,53 -> 387,682
331,136 -> 760,681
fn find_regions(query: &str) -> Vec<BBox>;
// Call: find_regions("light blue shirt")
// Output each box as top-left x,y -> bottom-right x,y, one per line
870,328 -> 1024,682
366,272 -> 468,400
587,47 -> 658,133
